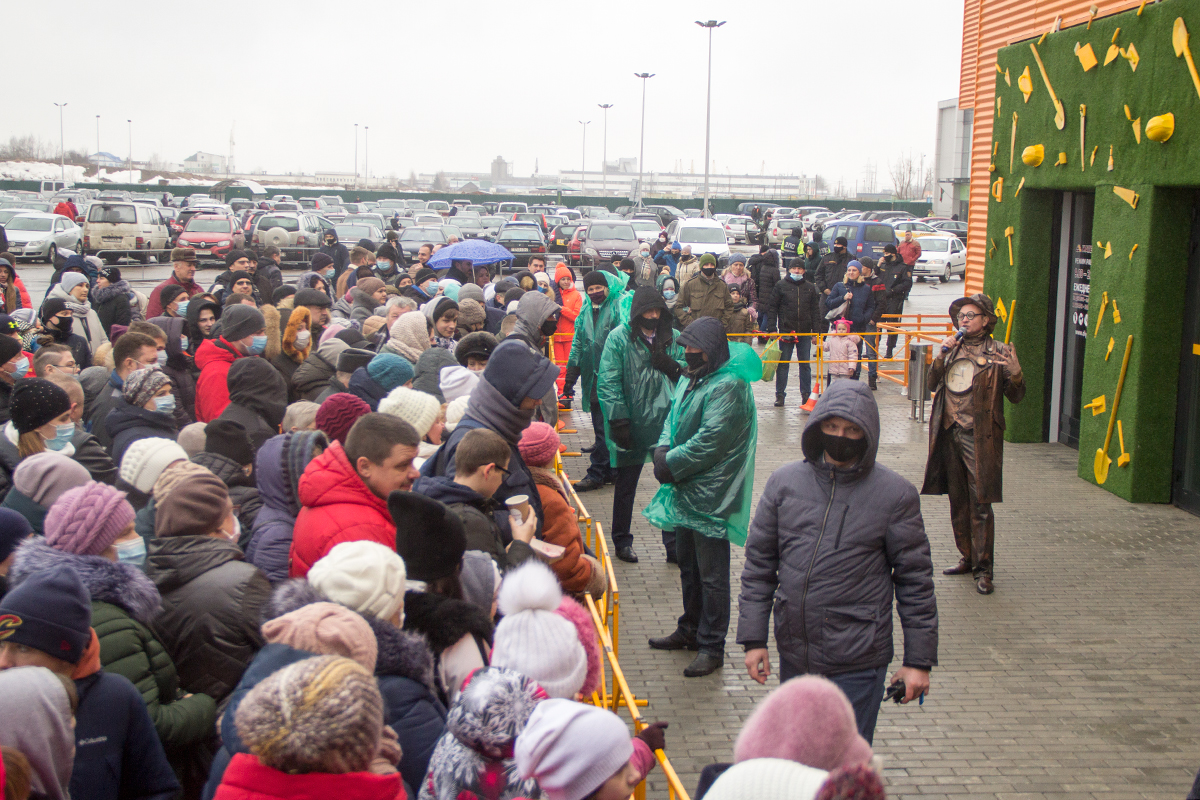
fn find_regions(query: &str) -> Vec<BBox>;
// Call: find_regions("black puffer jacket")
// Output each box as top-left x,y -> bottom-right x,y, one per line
768,273 -> 823,335
91,281 -> 134,338
291,345 -> 342,401
192,451 -> 263,543
106,397 -> 178,468
816,249 -> 850,294
748,250 -> 781,310
146,535 -> 271,704
216,358 -> 286,454
737,380 -> 938,674
150,315 -> 197,425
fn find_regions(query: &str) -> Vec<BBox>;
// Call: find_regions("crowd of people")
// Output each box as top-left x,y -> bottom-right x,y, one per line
0,228 -> 940,800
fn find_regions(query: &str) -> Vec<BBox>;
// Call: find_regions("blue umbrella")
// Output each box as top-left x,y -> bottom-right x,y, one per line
427,239 -> 514,268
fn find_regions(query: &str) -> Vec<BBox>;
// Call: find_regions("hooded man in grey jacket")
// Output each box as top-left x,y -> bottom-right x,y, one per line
737,380 -> 937,743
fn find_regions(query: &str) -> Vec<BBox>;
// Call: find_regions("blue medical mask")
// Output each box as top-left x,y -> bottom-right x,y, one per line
156,349 -> 168,366
248,335 -> 267,355
115,537 -> 147,568
154,395 -> 176,414
179,335 -> 189,351
10,357 -> 28,376
378,260 -> 393,272
789,272 -> 804,282
45,423 -> 75,451
176,300 -> 189,316
663,290 -> 677,300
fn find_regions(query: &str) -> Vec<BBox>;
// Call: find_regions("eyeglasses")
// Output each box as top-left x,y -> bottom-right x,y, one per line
956,312 -> 981,322
494,464 -> 511,478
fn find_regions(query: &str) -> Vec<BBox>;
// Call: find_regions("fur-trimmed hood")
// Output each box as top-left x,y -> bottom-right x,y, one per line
9,538 -> 162,623
264,579 -> 437,691
403,589 -> 495,655
282,306 -> 312,364
260,303 -> 282,362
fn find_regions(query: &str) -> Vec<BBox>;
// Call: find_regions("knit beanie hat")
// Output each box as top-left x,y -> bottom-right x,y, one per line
389,492 -> 466,582
335,327 -> 369,348
458,283 -> 485,304
699,253 -> 717,268
154,468 -> 231,538
0,334 -> 21,367
273,285 -> 297,305
176,421 -> 207,458
454,331 -> 498,367
308,541 -> 406,624
0,507 -> 33,562
337,348 -> 376,374
484,340 -> 559,407
491,562 -> 588,699
361,316 -> 387,340
12,453 -> 89,508
515,699 -> 633,800
456,298 -> 486,329
60,272 -> 88,293
151,460 -> 212,504
518,421 -> 560,468
10,379 -> 71,434
814,765 -> 886,800
413,268 -> 437,287
39,298 -> 69,325
439,365 -> 479,403
260,602 -> 378,673
705,759 -> 829,800
119,438 -> 189,494
236,655 -> 384,774
730,252 -> 747,265
378,387 -> 440,438
293,287 -> 332,308
355,277 -> 385,298
734,675 -> 873,771
203,419 -> 255,466
554,597 -> 602,698
834,318 -> 852,331
224,249 -> 249,268
220,305 -> 266,342
0,564 -> 92,664
582,271 -> 608,291
44,482 -> 134,556
367,353 -> 415,392
310,253 -> 334,272
444,395 -> 469,432
315,393 -> 371,445
122,365 -> 170,408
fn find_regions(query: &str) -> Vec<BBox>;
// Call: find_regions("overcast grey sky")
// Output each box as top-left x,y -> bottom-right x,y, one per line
6,0 -> 963,187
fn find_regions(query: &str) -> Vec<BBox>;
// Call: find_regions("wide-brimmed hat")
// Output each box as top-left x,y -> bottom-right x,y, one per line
948,293 -> 997,335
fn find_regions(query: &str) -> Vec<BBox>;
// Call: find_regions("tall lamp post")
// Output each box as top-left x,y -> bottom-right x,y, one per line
95,115 -> 100,158
364,126 -> 369,186
353,123 -> 358,189
597,103 -> 613,197
53,103 -> 68,181
695,20 -> 725,217
127,119 -> 132,182
578,120 -> 590,192
634,73 -> 654,206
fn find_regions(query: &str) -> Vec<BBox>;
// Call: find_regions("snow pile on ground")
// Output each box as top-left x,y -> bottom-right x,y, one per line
0,161 -> 89,182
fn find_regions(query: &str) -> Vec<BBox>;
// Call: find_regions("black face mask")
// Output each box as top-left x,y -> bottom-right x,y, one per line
834,246 -> 845,253
540,318 -> 559,336
701,267 -> 716,277
822,431 -> 869,464
685,351 -> 707,372
588,291 -> 607,305
638,315 -> 658,334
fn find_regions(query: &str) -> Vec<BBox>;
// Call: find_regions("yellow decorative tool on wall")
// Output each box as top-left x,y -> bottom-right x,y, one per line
1095,335 -> 1133,485
1029,42 -> 1066,129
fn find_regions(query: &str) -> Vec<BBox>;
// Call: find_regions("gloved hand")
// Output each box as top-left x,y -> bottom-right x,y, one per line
652,447 -> 675,484
609,419 -> 634,450
563,366 -> 580,394
636,721 -> 669,752
650,350 -> 683,382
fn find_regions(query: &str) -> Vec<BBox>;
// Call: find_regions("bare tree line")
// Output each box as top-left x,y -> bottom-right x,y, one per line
888,152 -> 934,201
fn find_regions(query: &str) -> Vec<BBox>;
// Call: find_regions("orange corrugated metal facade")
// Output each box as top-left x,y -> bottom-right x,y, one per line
960,0 -> 1143,295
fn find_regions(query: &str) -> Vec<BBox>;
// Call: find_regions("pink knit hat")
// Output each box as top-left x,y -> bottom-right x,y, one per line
315,392 -> 371,445
260,602 -> 378,674
518,421 -> 560,468
555,596 -> 602,698
44,482 -> 135,556
834,318 -> 852,331
734,675 -> 873,772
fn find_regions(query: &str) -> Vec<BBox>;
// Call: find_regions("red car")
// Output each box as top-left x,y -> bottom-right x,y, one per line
567,225 -> 588,266
176,214 -> 245,260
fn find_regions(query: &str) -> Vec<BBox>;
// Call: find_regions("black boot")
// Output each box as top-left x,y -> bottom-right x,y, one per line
868,375 -> 877,390
648,631 -> 698,651
683,653 -> 723,677
773,394 -> 785,407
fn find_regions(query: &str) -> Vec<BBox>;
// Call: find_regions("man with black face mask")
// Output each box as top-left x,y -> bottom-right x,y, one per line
674,254 -> 734,329
318,228 -> 350,283
817,235 -> 851,297
564,271 -> 624,491
596,286 -> 685,564
738,380 -> 938,743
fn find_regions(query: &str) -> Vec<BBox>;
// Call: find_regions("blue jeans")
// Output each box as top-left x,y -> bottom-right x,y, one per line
758,308 -> 777,334
674,527 -> 730,657
585,407 -> 613,484
774,336 -> 812,401
779,662 -> 888,744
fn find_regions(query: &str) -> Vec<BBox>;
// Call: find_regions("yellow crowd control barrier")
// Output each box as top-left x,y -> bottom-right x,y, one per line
552,441 -> 691,800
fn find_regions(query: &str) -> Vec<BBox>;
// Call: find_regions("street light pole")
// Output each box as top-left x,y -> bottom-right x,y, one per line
53,103 -> 67,181
633,73 -> 654,207
127,119 -> 132,183
365,126 -> 369,186
696,20 -> 725,217
597,104 -> 613,197
579,120 -> 590,192
95,115 -> 100,158
354,123 -> 358,189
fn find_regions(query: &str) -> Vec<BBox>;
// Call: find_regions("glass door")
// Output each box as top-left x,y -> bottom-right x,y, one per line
1173,196 -> 1200,515
1049,192 -> 1095,447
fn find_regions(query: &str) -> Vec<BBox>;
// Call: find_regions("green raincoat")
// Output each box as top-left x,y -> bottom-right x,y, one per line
643,341 -> 761,545
566,270 -> 628,410
596,297 -> 686,468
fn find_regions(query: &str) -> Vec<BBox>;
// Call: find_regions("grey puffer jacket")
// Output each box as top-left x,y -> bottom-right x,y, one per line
736,380 -> 937,675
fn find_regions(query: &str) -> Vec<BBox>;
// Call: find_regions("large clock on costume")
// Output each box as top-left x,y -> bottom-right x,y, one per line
946,358 -> 978,394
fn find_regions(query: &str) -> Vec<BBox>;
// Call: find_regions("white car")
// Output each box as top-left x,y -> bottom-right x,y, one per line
4,212 -> 82,261
664,218 -> 731,263
722,215 -> 756,243
891,220 -> 940,239
629,220 -> 662,243
911,234 -> 966,283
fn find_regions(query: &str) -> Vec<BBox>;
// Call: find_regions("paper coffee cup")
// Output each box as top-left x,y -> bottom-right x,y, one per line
506,494 -> 531,522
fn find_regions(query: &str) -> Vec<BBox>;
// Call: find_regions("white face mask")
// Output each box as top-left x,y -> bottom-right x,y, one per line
294,330 -> 312,349
224,515 -> 241,543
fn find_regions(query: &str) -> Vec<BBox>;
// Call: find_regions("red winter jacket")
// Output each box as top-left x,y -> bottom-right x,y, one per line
214,753 -> 405,800
195,337 -> 245,422
289,441 -> 395,577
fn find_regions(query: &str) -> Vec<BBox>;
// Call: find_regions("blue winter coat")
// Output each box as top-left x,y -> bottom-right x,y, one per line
72,669 -> 179,800
106,397 -> 179,469
245,435 -> 298,584
830,279 -> 876,331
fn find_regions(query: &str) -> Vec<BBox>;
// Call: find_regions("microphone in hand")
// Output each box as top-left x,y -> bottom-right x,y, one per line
941,327 -> 966,354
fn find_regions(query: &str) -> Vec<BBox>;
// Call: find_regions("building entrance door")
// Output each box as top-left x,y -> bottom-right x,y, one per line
1049,192 -> 1095,447
1172,198 -> 1200,515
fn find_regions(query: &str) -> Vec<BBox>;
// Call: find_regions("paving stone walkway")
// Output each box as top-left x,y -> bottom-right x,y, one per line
560,372 -> 1200,800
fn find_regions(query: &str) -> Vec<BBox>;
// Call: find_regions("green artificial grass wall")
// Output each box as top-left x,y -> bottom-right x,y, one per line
986,1 -> 1200,501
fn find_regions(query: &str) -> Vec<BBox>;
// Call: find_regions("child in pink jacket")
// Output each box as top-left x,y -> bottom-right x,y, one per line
823,318 -> 860,384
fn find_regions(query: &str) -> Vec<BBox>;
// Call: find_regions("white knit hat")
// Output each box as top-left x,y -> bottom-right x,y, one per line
491,562 -> 587,699
377,387 -> 441,438
439,365 -> 479,403
515,699 -> 633,800
308,541 -> 407,625
444,396 -> 470,432
705,759 -> 829,800
119,438 -> 189,494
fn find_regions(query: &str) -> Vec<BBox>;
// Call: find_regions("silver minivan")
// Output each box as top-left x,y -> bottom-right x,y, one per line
83,202 -> 170,263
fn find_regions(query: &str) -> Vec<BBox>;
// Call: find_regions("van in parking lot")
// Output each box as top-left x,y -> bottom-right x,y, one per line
83,202 -> 170,263
819,220 -> 898,261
